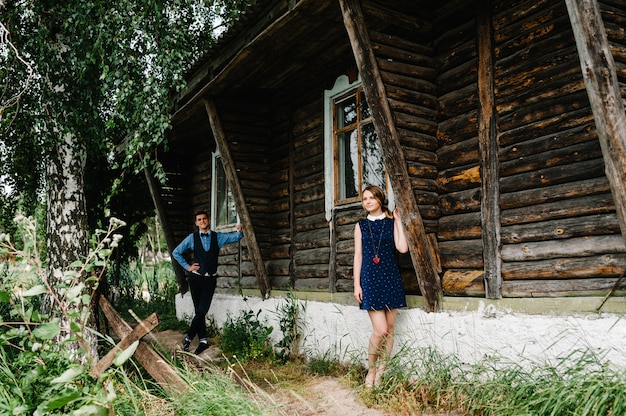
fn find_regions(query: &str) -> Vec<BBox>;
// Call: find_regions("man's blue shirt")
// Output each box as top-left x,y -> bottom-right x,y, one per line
172,230 -> 243,270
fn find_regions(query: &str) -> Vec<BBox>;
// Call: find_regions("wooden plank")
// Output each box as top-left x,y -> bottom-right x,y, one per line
90,312 -> 159,377
477,0 -> 502,299
566,0 -> 626,245
203,99 -> 270,297
97,296 -> 187,393
339,0 -> 442,311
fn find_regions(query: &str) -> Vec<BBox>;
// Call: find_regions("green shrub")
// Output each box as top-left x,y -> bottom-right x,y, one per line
220,309 -> 274,361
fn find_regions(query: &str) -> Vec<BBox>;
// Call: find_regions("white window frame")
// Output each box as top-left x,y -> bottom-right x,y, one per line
211,151 -> 239,231
324,75 -> 394,221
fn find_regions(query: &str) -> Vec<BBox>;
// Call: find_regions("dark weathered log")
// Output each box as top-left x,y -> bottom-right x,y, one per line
437,110 -> 479,146
437,165 -> 481,193
369,29 -> 434,57
500,176 -> 610,210
386,85 -> 438,110
398,128 -> 439,152
501,193 -> 615,226
500,140 -> 603,178
294,227 -> 330,249
502,235 -> 626,262
406,160 -> 438,178
439,188 -> 481,215
389,99 -> 439,123
442,269 -> 485,296
567,0 -> 626,246
498,108 -> 595,148
340,0 -> 442,311
438,211 -> 481,241
204,99 -> 269,297
293,199 -> 325,218
499,123 -> 597,163
502,276 -> 626,297
292,277 -> 331,291
294,247 -> 331,265
439,84 -> 479,119
372,42 -> 436,69
498,92 -> 591,135
502,253 -> 626,280
97,296 -> 187,393
394,113 -> 438,136
497,72 -> 585,115
477,0 -> 501,298
437,137 -> 479,168
438,59 -> 478,96
500,158 -> 607,193
438,239 -> 484,268
502,213 -> 622,244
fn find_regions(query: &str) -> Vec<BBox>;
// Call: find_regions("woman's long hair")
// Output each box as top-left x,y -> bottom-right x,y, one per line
362,185 -> 393,219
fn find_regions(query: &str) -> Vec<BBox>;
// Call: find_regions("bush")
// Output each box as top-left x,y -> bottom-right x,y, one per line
220,309 -> 273,361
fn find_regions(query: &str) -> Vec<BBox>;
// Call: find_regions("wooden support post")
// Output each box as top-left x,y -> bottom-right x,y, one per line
566,0 -> 626,246
339,0 -> 442,311
203,98 -> 271,298
97,296 -> 188,393
476,0 -> 502,299
144,164 -> 189,293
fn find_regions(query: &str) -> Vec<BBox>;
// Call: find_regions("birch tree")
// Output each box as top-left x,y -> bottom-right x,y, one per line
1,0 -> 250,360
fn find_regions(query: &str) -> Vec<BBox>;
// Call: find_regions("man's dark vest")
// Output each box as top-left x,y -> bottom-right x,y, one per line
193,231 -> 219,276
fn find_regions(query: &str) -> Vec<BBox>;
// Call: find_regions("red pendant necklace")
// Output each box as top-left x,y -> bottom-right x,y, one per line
367,219 -> 384,264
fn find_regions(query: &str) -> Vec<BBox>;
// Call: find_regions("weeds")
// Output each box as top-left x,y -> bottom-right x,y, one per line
220,309 -> 274,361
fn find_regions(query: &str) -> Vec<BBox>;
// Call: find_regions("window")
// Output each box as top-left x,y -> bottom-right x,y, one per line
324,75 -> 390,220
212,152 -> 237,229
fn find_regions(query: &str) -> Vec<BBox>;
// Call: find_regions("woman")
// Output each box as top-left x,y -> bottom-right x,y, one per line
353,185 -> 408,387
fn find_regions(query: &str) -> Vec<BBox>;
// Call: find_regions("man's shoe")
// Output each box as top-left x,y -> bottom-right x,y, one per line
182,336 -> 191,352
194,341 -> 209,354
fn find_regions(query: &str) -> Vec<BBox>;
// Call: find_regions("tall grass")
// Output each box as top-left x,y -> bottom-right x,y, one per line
359,343 -> 626,416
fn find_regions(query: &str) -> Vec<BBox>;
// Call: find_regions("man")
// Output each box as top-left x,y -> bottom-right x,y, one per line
172,210 -> 243,354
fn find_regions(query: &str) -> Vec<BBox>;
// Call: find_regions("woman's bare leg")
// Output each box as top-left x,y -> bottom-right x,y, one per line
374,309 -> 397,386
366,310 -> 390,386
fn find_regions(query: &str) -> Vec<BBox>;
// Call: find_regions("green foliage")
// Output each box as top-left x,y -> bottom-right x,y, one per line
111,260 -> 188,332
0,216 -> 127,414
274,291 -> 305,362
220,309 -> 274,362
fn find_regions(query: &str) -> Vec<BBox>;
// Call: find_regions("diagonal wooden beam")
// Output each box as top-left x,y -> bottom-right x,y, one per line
97,296 -> 188,393
338,0 -> 442,311
203,98 -> 270,298
566,0 -> 626,247
90,311 -> 159,377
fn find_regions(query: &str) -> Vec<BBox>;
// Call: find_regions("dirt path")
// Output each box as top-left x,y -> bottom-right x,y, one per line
149,330 -> 385,416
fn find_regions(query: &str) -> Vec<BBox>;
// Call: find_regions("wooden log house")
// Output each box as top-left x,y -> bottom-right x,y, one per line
155,0 -> 626,312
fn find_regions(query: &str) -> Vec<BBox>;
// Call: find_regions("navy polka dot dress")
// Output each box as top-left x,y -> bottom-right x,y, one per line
359,217 -> 407,311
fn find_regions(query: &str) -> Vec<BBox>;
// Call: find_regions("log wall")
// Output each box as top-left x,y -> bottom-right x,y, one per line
493,0 -> 625,296
601,0 -> 626,106
360,0 -> 439,293
165,0 -> 626,299
432,1 -> 483,294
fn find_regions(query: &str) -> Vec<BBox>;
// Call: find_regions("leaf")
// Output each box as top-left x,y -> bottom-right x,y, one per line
22,285 -> 47,297
51,366 -> 83,384
0,291 -> 11,303
33,322 -> 61,340
66,283 -> 85,302
113,340 -> 139,367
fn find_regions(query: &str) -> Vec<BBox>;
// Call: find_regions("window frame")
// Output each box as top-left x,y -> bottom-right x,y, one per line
324,75 -> 393,221
211,151 -> 239,231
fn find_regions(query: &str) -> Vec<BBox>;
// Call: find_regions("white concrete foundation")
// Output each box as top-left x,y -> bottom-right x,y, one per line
176,290 -> 626,370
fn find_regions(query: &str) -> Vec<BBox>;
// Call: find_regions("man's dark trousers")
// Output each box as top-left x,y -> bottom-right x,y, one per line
187,273 -> 217,340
